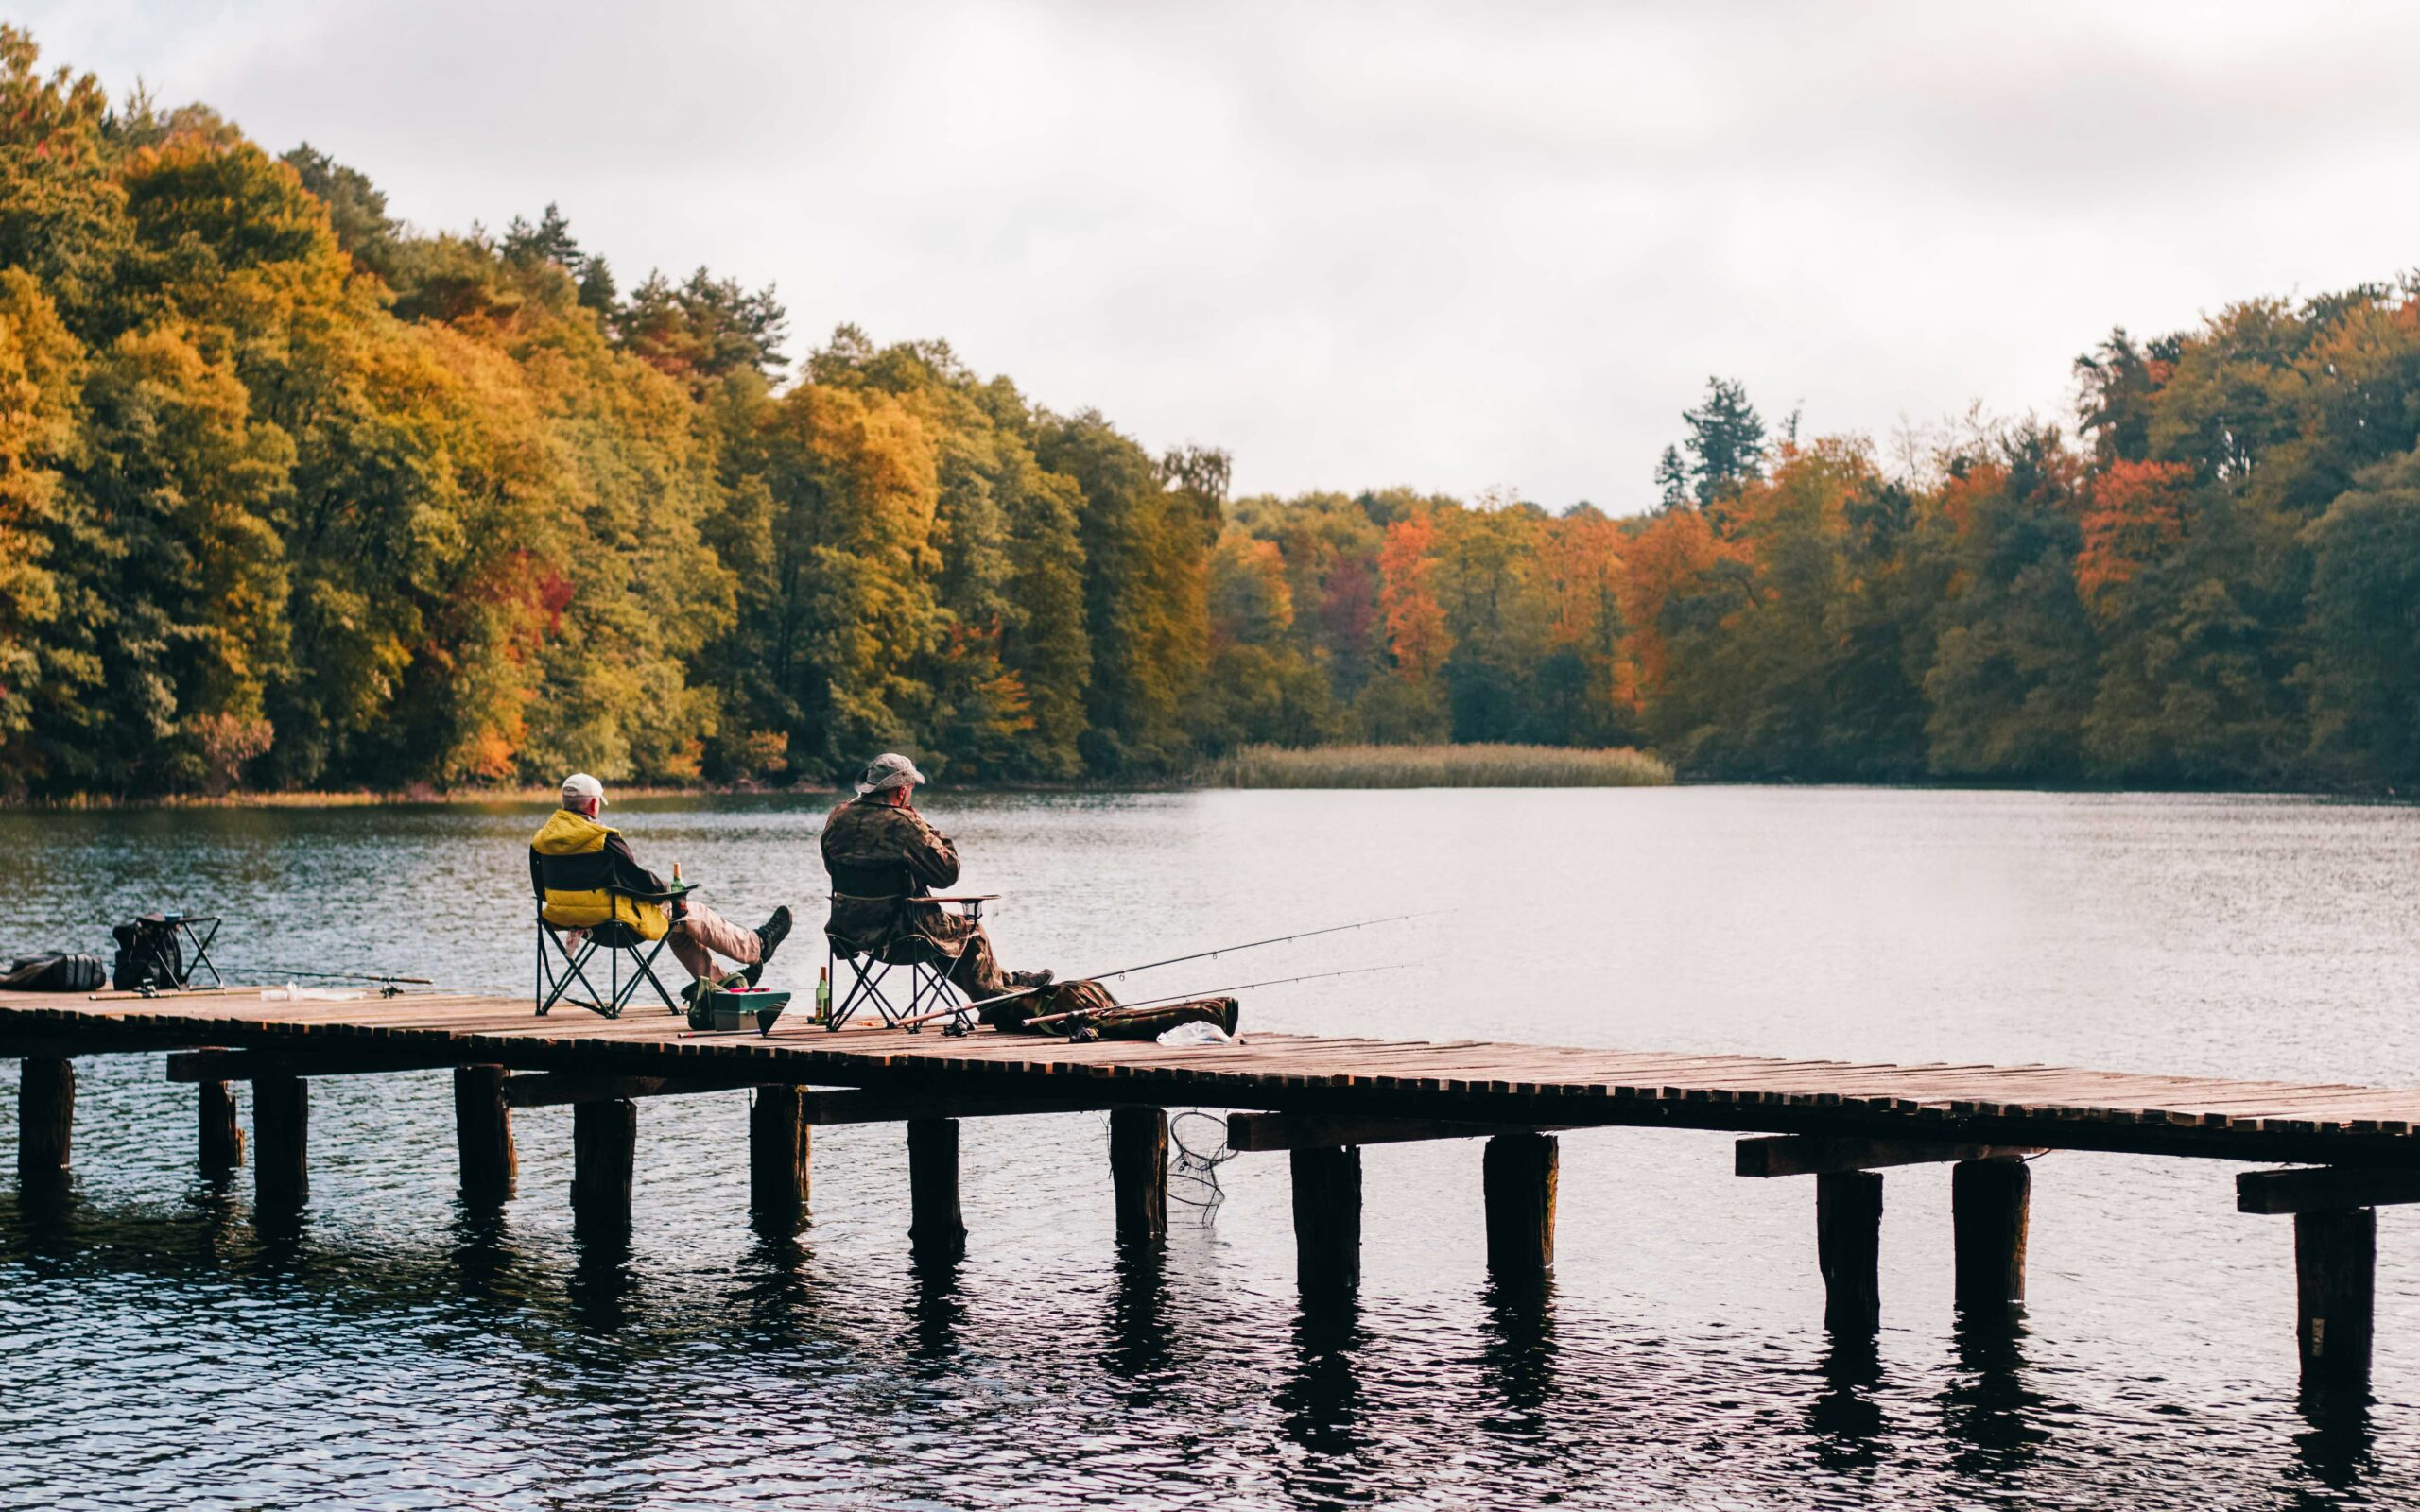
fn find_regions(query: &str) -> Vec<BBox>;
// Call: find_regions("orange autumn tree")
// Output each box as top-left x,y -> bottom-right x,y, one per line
1359,509 -> 1454,741
2075,457 -> 2191,615
1612,505 -> 1748,711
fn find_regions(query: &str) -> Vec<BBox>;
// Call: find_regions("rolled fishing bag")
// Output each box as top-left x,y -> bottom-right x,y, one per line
0,954 -> 106,992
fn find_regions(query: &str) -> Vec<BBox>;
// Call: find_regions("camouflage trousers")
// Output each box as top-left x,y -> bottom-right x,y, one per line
944,924 -> 1013,999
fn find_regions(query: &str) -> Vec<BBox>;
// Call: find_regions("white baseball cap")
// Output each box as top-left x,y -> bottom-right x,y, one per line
562,772 -> 606,806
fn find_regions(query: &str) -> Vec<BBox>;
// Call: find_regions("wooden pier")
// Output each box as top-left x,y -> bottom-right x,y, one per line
7,985 -> 2419,1391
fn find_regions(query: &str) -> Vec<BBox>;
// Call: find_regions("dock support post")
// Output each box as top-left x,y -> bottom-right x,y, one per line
199,1079 -> 243,1174
570,1099 -> 637,1228
453,1066 -> 516,1203
1290,1145 -> 1362,1301
750,1086 -> 811,1227
1482,1132 -> 1558,1277
908,1118 -> 965,1257
18,1057 -> 73,1195
1952,1158 -> 2029,1311
252,1074 -> 308,1209
2296,1208 -> 2375,1388
1816,1170 -> 1884,1332
1110,1108 -> 1168,1241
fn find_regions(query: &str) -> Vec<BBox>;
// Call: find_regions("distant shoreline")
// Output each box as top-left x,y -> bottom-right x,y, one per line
14,742 -> 2403,810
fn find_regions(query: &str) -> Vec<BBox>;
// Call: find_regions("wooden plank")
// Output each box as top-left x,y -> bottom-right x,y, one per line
167,1048 -> 466,1082
2238,1165 -> 2420,1215
504,1072 -> 757,1108
1737,1136 -> 2043,1177
1227,1111 -> 1564,1152
801,1089 -> 1123,1125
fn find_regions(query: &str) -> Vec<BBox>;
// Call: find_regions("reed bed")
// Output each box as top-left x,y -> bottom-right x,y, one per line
1199,743 -> 1674,789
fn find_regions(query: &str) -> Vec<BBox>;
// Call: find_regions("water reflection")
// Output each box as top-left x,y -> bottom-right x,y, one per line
1105,1236 -> 1175,1394
1941,1308 -> 2051,1478
1478,1276 -> 1558,1425
2290,1382 -> 2378,1506
567,1228 -> 639,1334
904,1247 -> 966,1373
1277,1302 -> 1370,1506
1806,1330 -> 1890,1470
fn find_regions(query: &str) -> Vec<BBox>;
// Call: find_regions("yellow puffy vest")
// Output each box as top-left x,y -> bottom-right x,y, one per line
530,808 -> 670,940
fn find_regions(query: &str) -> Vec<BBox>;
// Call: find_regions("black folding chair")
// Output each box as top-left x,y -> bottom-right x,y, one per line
535,879 -> 692,1020
824,894 -> 995,1034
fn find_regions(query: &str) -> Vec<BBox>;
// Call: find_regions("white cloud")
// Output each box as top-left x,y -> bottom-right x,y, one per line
14,0 -> 2419,508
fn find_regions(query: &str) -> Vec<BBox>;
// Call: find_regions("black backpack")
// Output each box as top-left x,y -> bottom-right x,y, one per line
110,917 -> 187,992
0,954 -> 105,992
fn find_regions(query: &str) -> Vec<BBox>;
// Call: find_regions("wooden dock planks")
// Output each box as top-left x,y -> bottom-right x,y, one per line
8,987 -> 2420,1163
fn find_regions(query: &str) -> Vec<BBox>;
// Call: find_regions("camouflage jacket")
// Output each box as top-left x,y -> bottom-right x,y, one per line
819,797 -> 976,958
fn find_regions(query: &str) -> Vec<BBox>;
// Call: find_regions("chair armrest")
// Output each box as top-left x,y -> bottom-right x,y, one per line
921,894 -> 999,904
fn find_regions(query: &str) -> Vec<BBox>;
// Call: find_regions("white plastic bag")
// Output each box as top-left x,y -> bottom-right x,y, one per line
1156,1021 -> 1235,1046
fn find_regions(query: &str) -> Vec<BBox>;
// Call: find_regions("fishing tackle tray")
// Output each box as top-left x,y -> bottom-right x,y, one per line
686,987 -> 791,1035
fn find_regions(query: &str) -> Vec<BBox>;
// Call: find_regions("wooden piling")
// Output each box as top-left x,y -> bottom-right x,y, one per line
1482,1132 -> 1558,1276
199,1079 -> 244,1174
1290,1144 -> 1362,1300
750,1085 -> 812,1225
1109,1107 -> 1168,1241
2295,1208 -> 2376,1386
907,1117 -> 966,1256
1816,1169 -> 1884,1332
570,1098 -> 637,1228
252,1074 -> 308,1208
453,1065 -> 516,1203
1951,1157 -> 2030,1310
17,1057 -> 73,1193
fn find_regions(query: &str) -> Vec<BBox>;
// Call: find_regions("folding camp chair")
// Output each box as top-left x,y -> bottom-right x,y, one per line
535,878 -> 694,1020
824,894 -> 996,1034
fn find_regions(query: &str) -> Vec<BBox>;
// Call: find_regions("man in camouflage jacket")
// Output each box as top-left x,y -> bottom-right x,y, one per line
819,752 -> 1050,1000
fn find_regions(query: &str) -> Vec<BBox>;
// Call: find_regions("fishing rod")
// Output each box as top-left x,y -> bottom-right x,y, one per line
1017,959 -> 1418,1031
223,964 -> 436,987
889,910 -> 1435,1030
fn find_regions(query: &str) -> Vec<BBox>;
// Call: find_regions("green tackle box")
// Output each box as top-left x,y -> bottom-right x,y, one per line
687,987 -> 791,1035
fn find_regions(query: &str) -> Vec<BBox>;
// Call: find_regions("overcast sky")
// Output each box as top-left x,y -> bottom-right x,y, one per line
17,1 -> 2420,508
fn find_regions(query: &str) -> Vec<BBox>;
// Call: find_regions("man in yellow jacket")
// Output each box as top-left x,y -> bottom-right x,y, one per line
531,773 -> 791,989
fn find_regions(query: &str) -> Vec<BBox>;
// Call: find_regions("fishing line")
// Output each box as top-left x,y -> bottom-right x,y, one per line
1018,958 -> 1422,1030
893,911 -> 1434,1029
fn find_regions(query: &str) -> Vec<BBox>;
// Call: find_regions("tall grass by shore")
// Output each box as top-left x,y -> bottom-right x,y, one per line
1199,743 -> 1674,789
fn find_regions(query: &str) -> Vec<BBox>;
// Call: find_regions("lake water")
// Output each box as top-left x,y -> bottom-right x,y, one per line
6,787 -> 2420,1510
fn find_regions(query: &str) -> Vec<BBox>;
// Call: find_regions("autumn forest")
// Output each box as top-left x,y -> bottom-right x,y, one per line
3,30 -> 2418,800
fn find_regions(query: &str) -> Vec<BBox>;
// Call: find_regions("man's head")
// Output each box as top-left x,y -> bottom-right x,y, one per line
854,752 -> 926,805
562,772 -> 606,816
